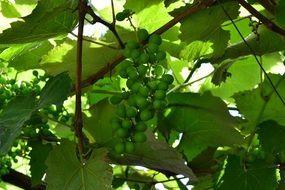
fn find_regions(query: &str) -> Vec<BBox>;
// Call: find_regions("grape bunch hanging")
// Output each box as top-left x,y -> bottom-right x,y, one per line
109,29 -> 174,155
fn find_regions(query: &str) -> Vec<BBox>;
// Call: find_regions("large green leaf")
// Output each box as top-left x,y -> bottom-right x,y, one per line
234,74 -> 285,129
37,72 -> 72,108
217,156 -> 278,190
166,92 -> 244,161
124,0 -> 171,32
1,0 -> 21,18
257,120 -> 285,153
45,141 -> 113,190
0,95 -> 36,155
178,1 -> 239,58
0,0 -> 77,44
29,141 -> 52,186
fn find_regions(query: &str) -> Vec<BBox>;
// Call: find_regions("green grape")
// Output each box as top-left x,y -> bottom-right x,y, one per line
161,74 -> 174,84
154,90 -> 166,99
140,109 -> 153,121
147,80 -> 158,91
32,70 -> 39,77
127,66 -> 139,79
148,53 -> 157,63
154,65 -> 164,77
126,106 -> 138,118
125,142 -> 135,153
114,142 -> 125,154
147,43 -> 159,53
116,12 -> 127,21
116,105 -> 126,118
134,132 -> 147,143
135,121 -> 147,131
157,81 -> 168,90
126,78 -> 135,89
130,49 -> 141,60
138,86 -> 149,97
135,96 -> 148,109
131,82 -> 142,92
116,128 -> 128,138
126,41 -> 140,49
122,119 -> 132,129
127,94 -> 138,107
137,65 -> 148,76
109,95 -> 123,105
119,69 -> 128,78
123,48 -> 132,58
153,100 -> 166,110
137,29 -> 149,42
138,53 -> 149,64
156,50 -> 166,61
149,34 -> 162,45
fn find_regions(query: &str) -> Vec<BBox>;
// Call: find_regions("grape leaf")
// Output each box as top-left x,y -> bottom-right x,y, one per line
217,156 -> 278,190
234,74 -> 285,129
37,72 -> 72,108
0,0 -> 77,44
0,95 -> 36,155
178,1 -> 239,58
45,140 -> 113,190
29,141 -> 52,186
1,0 -> 21,18
257,120 -> 285,153
166,92 -> 244,161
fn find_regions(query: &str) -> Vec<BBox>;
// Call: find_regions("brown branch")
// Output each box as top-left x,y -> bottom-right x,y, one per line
75,0 -> 87,156
1,169 -> 46,190
238,0 -> 285,37
79,0 -> 216,89
256,0 -> 275,14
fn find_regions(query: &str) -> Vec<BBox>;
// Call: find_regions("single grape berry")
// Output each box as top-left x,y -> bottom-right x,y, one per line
161,74 -> 174,84
116,128 -> 128,138
138,53 -> 149,64
137,29 -> 149,42
154,65 -> 164,77
153,100 -> 166,110
114,142 -> 125,154
126,106 -> 138,118
130,49 -> 141,60
135,96 -> 148,109
140,109 -> 153,121
126,40 -> 140,49
149,34 -> 162,45
122,119 -> 132,129
134,132 -> 147,143
147,43 -> 159,53
154,90 -> 166,99
137,65 -> 148,76
157,81 -> 168,90
109,95 -> 123,105
116,12 -> 127,21
156,50 -> 167,61
138,86 -> 149,97
116,105 -> 126,118
148,81 -> 158,91
125,142 -> 135,153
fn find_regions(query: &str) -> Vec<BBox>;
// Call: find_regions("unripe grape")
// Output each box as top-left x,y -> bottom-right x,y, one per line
126,40 -> 140,49
137,65 -> 148,76
148,80 -> 158,91
116,12 -> 127,21
149,34 -> 162,45
135,96 -> 148,109
126,79 -> 135,89
116,128 -> 128,138
156,50 -> 166,61
134,132 -> 147,143
161,74 -> 174,84
147,43 -> 159,53
131,82 -> 142,92
127,94 -> 138,107
154,65 -> 164,77
137,29 -> 149,42
154,90 -> 166,99
153,100 -> 166,110
123,48 -> 132,58
130,49 -> 141,60
126,106 -> 138,118
109,95 -> 123,105
148,53 -> 157,63
114,142 -> 125,154
157,81 -> 168,90
138,53 -> 149,64
135,121 -> 147,131
125,142 -> 135,153
122,119 -> 132,129
138,86 -> 150,97
116,105 -> 126,118
140,109 -> 153,121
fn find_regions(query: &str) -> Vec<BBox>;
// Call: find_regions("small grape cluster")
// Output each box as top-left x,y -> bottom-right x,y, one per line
115,9 -> 134,21
110,29 -> 174,155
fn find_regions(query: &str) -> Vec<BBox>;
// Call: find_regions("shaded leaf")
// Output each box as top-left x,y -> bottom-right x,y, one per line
276,0 -> 285,27
37,72 -> 72,108
45,140 -> 113,190
166,92 -> 244,161
29,141 -> 52,186
0,0 -> 77,44
217,156 -> 277,190
0,95 -> 36,155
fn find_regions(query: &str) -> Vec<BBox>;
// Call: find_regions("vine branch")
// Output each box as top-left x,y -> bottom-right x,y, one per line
238,0 -> 285,37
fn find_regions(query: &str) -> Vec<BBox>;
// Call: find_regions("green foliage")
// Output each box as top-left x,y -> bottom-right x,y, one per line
0,0 -> 285,189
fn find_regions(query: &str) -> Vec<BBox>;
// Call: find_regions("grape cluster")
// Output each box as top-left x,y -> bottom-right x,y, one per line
115,9 -> 134,21
110,29 -> 174,154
